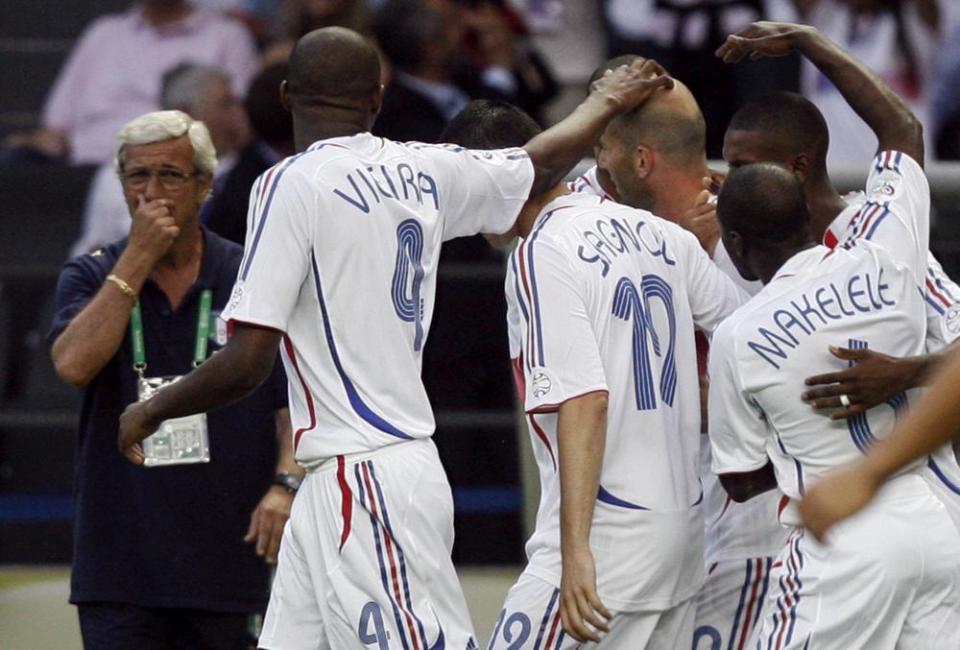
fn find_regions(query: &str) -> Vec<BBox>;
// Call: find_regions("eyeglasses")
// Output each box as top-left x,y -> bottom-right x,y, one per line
121,167 -> 201,190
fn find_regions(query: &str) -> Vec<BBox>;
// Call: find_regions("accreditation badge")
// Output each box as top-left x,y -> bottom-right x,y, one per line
136,375 -> 211,467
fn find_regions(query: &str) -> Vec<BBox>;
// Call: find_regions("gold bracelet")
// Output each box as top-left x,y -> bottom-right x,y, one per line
106,273 -> 137,300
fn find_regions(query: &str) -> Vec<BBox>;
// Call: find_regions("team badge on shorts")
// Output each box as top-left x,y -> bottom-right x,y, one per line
531,369 -> 553,398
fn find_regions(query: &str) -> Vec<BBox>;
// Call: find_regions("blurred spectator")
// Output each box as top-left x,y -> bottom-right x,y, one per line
71,64 -> 251,257
931,22 -> 960,158
262,0 -> 372,63
372,0 -> 556,143
797,0 -> 941,166
1,0 -> 259,166
602,0 -> 801,157
206,63 -> 296,245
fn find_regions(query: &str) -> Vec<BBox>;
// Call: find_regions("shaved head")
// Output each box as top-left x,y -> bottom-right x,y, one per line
718,163 -> 810,244
726,92 -> 829,173
287,26 -> 381,105
608,79 -> 706,168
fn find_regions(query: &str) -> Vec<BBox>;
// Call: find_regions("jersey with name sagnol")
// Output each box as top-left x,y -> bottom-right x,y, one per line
512,191 -> 746,609
224,133 -> 534,465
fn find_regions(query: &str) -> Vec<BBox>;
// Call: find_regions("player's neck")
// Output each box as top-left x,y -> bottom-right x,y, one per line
653,167 -> 707,222
755,238 -> 818,285
293,113 -> 368,152
805,176 -> 848,241
517,185 -> 570,238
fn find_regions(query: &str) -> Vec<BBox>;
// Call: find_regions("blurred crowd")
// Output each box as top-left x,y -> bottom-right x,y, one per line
2,0 -> 960,253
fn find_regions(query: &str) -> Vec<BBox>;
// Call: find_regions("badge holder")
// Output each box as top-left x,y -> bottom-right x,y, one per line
130,290 -> 213,467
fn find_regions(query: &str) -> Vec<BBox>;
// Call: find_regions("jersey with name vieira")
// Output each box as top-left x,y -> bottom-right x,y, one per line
223,134 -> 534,464
512,191 -> 746,610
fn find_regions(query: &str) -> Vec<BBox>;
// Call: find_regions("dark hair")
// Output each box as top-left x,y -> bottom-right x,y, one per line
717,163 -> 810,243
244,63 -> 292,150
728,92 -> 829,169
374,0 -> 445,73
440,99 -> 542,149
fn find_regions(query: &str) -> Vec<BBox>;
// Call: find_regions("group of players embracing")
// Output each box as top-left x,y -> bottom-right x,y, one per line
118,19 -> 960,650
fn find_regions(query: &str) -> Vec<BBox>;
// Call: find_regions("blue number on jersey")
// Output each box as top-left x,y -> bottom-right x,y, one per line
392,219 -> 425,351
693,625 -> 722,650
358,601 -> 390,649
501,612 -> 531,650
613,274 -> 678,410
846,339 -> 908,452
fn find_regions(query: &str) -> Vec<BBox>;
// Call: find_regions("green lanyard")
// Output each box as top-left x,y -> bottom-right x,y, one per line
130,289 -> 213,374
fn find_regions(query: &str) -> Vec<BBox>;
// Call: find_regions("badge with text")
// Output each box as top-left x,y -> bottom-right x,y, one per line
137,375 -> 211,467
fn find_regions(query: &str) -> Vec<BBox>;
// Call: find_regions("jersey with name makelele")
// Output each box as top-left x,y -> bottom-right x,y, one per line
822,150 -> 959,351
223,133 -> 534,464
709,242 -> 927,525
512,190 -> 746,609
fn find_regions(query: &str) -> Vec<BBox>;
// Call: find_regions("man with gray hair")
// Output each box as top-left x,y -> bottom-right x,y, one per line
48,110 -> 299,649
71,63 -> 250,257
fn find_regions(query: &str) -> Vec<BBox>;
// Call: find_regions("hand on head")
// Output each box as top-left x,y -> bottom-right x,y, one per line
591,58 -> 674,114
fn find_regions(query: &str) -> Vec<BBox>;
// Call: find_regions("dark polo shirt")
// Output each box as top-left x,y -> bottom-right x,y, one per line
48,228 -> 287,612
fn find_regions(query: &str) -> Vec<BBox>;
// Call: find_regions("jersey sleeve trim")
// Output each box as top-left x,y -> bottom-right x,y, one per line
238,155 -> 303,282
524,386 -> 610,415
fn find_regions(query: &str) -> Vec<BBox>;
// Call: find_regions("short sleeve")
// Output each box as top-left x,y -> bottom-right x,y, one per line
46,256 -> 106,343
708,323 -> 771,474
222,161 -> 313,332
420,145 -> 534,240
676,228 -> 749,334
837,151 -> 929,287
516,238 -> 607,412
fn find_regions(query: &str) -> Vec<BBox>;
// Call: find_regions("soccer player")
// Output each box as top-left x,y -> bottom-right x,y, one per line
718,19 -> 960,526
115,27 -> 674,650
445,100 -> 747,648
595,76 -> 788,650
709,163 -> 960,648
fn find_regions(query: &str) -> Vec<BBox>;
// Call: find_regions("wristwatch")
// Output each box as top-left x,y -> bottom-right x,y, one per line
272,472 -> 302,494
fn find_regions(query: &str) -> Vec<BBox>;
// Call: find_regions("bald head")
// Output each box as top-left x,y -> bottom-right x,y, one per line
287,27 -> 381,106
608,79 -> 706,168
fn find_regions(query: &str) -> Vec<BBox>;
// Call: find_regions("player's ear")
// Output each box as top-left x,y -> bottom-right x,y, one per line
279,80 -> 291,111
789,153 -> 809,184
370,83 -> 384,119
634,145 -> 653,179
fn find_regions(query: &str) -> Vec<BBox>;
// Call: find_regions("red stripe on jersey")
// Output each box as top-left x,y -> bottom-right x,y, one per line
927,277 -> 953,308
695,331 -> 710,378
517,241 -> 536,368
544,609 -> 563,649
337,455 -> 353,551
778,495 -> 790,516
283,336 -> 317,451
361,462 -> 421,650
511,355 -> 525,400
823,228 -> 839,250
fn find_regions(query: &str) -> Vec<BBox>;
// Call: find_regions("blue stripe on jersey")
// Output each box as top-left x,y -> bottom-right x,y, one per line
596,485 -> 649,510
928,457 -> 960,496
511,251 -> 533,372
932,272 -> 960,303
755,558 -> 773,628
728,559 -> 754,650
533,588 -> 559,650
863,207 -> 891,241
925,293 -> 946,315
356,463 -> 410,650
368,462 -> 429,649
775,434 -> 805,495
310,250 -> 413,440
525,231 -> 546,367
240,155 -> 302,281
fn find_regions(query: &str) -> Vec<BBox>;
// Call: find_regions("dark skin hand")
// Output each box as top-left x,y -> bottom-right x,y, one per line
803,346 -> 930,419
719,462 -> 778,503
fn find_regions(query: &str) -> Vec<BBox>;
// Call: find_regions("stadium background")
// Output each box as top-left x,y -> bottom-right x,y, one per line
2,1 -> 960,647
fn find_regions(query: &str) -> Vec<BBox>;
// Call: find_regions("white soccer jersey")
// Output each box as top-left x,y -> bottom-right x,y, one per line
512,191 -> 747,610
566,164 -> 615,201
709,242 -> 927,522
223,133 -> 533,464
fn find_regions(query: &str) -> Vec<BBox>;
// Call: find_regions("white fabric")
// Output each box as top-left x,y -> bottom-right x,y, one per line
509,191 -> 746,610
709,242 -> 927,515
489,572 -> 696,650
223,133 -> 533,465
566,164 -> 614,202
693,557 -> 773,650
259,439 -> 476,650
750,477 -> 960,649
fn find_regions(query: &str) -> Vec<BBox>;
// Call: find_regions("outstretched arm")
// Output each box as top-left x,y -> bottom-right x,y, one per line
717,21 -> 924,165
523,59 -> 673,196
799,344 -> 960,541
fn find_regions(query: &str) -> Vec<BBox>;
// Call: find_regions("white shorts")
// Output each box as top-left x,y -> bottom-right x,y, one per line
751,476 -> 960,650
488,572 -> 695,650
693,556 -> 774,650
259,438 -> 478,650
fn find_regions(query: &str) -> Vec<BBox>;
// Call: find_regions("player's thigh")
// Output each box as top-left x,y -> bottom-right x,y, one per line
646,596 -> 696,650
900,514 -> 960,649
259,488 -> 330,650
693,557 -> 774,650
324,441 -> 476,649
77,602 -> 169,650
